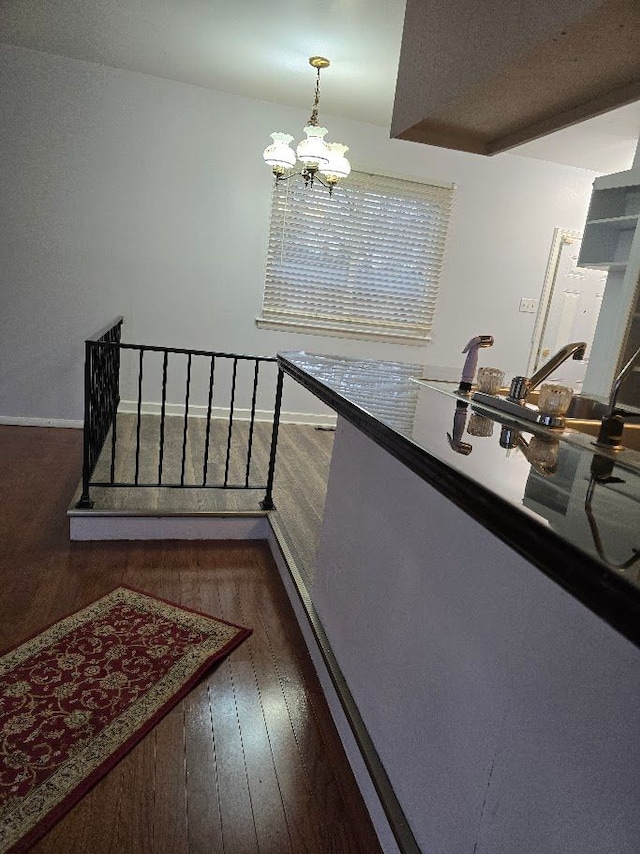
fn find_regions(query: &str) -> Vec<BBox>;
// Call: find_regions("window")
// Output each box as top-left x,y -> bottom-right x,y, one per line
257,170 -> 454,343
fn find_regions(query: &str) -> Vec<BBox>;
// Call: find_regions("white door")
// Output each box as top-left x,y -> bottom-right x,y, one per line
529,231 -> 606,391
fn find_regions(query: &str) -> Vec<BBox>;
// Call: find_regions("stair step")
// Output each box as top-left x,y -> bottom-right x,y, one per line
68,511 -> 270,541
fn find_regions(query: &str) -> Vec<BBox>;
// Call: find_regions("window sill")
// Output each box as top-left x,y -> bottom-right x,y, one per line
255,317 -> 431,346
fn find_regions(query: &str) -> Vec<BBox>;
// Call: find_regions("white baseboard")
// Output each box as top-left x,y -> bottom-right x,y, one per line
274,409 -> 336,427
0,408 -> 336,430
265,525 -> 399,854
69,514 -> 270,541
0,416 -> 83,429
117,400 -> 336,428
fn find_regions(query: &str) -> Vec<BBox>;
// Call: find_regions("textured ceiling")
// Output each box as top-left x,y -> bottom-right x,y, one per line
1,0 -> 638,173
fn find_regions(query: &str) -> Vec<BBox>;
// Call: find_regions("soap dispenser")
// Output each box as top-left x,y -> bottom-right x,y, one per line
459,335 -> 494,393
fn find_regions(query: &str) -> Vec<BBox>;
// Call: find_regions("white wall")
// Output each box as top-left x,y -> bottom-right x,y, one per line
0,44 -> 599,423
316,417 -> 640,853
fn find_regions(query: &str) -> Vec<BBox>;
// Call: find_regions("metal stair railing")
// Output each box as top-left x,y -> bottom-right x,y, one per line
76,318 -> 283,511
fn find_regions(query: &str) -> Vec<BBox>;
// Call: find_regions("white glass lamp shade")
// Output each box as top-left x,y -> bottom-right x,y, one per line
263,132 -> 296,172
296,125 -> 329,167
319,143 -> 351,183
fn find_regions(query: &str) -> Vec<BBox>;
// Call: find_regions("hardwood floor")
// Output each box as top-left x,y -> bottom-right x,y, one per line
83,414 -> 335,585
0,425 -> 379,853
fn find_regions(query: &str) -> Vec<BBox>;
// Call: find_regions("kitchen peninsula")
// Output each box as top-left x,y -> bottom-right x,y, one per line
279,350 -> 640,854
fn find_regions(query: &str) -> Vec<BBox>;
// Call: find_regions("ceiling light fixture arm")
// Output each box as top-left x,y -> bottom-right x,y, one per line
274,165 -> 335,195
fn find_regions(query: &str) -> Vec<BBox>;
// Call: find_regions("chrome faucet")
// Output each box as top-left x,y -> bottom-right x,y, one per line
507,341 -> 587,403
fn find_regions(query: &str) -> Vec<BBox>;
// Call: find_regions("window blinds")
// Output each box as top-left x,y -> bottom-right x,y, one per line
259,170 -> 454,342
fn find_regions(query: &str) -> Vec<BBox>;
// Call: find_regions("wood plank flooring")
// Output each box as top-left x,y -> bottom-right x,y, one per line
83,414 -> 335,584
0,425 -> 380,853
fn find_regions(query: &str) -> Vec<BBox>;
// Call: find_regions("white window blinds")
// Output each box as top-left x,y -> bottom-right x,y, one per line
257,170 -> 454,342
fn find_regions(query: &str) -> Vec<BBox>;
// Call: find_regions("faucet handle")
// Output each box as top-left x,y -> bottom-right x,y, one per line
507,375 -> 529,402
595,411 -> 628,449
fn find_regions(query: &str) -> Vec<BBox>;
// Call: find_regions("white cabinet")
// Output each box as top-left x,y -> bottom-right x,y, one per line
579,168 -> 640,408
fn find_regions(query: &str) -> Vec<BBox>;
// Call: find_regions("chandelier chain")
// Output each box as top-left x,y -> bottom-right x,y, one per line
308,67 -> 321,127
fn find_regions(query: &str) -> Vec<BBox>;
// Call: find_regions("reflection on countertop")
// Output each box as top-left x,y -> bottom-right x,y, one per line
278,350 -> 640,611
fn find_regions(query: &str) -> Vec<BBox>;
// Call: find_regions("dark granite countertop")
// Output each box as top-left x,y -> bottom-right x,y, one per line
278,350 -> 640,648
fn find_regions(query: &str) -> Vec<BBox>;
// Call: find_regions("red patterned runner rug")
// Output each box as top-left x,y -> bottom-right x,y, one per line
0,587 -> 251,853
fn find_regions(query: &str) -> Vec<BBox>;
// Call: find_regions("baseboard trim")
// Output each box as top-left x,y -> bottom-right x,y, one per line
69,514 -> 270,541
117,400 -> 337,428
0,408 -> 336,430
266,516 -> 416,854
0,416 -> 83,429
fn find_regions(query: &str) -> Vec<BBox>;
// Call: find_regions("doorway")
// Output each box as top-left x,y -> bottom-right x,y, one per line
527,228 -> 607,390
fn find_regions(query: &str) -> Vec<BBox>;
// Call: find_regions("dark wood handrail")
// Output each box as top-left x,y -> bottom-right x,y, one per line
86,316 -> 124,342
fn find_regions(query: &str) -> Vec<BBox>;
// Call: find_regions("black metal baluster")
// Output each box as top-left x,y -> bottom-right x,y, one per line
224,358 -> 238,487
180,353 -> 192,486
202,356 -> 216,486
76,340 -> 94,508
109,356 -> 118,484
134,348 -> 144,485
78,322 -> 281,499
113,321 -> 122,413
261,366 -> 284,510
158,350 -> 169,485
245,360 -> 260,487
106,334 -> 120,484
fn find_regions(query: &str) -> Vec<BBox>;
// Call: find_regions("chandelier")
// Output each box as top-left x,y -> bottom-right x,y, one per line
263,56 -> 351,196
